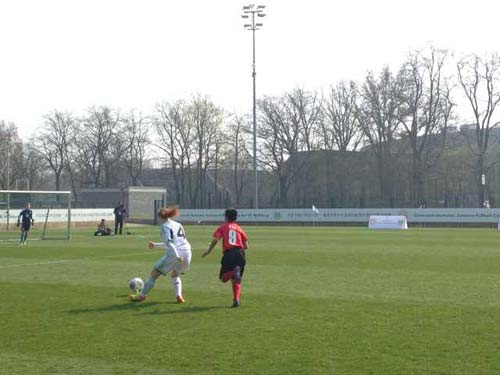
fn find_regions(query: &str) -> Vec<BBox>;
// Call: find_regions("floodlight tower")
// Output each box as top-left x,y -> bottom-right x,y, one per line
242,4 -> 266,209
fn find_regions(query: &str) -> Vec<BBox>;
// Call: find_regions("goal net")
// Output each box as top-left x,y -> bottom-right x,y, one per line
0,190 -> 71,242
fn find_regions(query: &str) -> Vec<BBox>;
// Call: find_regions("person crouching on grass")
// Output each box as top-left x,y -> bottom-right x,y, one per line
202,208 -> 248,308
129,206 -> 192,303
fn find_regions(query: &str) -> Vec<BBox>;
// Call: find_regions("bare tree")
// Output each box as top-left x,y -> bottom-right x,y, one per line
122,111 -> 150,186
21,144 -> 48,190
457,53 -> 500,207
154,101 -> 193,206
186,95 -> 223,208
400,47 -> 454,207
64,137 -> 83,200
224,114 -> 252,206
0,122 -> 46,191
257,95 -> 303,207
104,129 -> 129,187
34,110 -> 76,191
210,128 -> 226,208
0,121 -> 22,189
321,81 -> 362,152
155,96 -> 222,208
77,106 -> 121,187
359,67 -> 407,207
318,81 -> 363,206
286,88 -> 322,151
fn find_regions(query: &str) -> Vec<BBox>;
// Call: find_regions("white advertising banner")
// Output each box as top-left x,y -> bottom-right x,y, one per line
0,208 -> 114,224
1,207 -> 497,224
70,209 -> 115,222
178,208 -> 500,224
368,215 -> 408,229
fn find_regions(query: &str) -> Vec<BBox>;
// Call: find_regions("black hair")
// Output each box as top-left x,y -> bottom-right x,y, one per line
225,208 -> 238,222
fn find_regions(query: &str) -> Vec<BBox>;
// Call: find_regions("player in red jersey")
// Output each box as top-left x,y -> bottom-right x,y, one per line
202,208 -> 248,308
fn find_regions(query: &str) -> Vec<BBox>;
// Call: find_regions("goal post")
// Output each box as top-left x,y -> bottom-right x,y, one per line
0,190 -> 71,242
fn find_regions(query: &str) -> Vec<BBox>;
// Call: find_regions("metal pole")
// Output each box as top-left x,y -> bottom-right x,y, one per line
6,147 -> 10,190
6,122 -> 11,230
6,192 -> 10,232
242,4 -> 266,209
252,12 -> 258,209
67,193 -> 72,239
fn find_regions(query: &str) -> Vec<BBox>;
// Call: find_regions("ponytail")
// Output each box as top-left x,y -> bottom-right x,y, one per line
157,206 -> 179,220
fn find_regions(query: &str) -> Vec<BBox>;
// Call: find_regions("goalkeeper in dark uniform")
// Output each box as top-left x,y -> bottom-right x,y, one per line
17,203 -> 34,245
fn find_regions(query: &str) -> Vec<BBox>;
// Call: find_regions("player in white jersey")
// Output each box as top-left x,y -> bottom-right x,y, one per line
129,206 -> 192,303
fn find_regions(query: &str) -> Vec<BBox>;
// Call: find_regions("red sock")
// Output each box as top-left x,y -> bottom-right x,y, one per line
221,271 -> 233,283
232,281 -> 241,301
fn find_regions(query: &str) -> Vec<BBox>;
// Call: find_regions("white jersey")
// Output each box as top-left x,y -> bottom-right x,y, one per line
160,219 -> 191,256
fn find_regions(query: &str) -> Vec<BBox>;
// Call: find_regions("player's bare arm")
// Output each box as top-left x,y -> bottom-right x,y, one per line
148,240 -> 166,249
202,237 -> 220,258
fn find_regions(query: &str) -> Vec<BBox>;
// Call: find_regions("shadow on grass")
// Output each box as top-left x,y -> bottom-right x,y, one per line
144,305 -> 228,315
67,301 -> 166,314
67,293 -> 228,315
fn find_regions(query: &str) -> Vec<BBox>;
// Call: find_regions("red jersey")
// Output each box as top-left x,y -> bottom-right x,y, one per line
213,222 -> 248,251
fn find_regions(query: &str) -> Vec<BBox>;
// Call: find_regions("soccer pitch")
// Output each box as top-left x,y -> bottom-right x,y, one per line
1,225 -> 500,374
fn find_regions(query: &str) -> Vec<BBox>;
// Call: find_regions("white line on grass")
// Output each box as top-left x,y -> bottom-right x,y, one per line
0,259 -> 77,269
99,250 -> 161,259
0,250 -> 163,269
0,238 -> 42,243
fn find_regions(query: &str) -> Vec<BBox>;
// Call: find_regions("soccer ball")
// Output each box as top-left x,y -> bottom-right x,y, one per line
128,277 -> 144,294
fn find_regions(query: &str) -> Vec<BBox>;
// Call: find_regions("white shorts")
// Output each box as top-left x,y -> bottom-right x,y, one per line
154,251 -> 191,275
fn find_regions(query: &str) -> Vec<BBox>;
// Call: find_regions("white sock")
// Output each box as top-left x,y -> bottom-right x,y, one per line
172,276 -> 182,297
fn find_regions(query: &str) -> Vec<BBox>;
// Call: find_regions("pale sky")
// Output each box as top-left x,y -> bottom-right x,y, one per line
0,0 -> 499,139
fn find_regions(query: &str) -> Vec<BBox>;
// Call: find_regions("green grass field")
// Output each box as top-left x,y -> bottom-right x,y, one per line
1,225 -> 500,374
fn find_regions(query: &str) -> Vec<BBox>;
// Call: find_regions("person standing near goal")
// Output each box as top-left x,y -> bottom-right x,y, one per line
129,206 -> 191,303
17,202 -> 34,245
113,201 -> 126,235
202,208 -> 248,308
